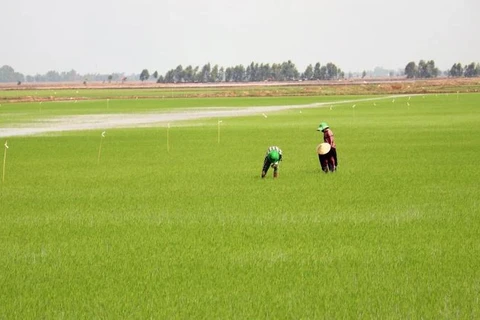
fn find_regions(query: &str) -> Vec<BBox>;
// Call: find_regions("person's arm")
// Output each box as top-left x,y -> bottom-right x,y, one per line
324,130 -> 334,145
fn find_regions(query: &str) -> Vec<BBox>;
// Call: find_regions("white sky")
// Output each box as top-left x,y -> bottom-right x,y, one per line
1,0 -> 479,75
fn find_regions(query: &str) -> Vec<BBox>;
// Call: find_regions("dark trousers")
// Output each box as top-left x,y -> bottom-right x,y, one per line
262,157 -> 278,174
318,147 -> 337,173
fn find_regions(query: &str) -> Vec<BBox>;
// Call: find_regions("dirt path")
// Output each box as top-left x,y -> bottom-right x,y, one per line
0,95 -> 407,138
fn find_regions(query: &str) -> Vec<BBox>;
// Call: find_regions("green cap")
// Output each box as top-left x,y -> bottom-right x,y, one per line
268,151 -> 280,162
317,122 -> 329,131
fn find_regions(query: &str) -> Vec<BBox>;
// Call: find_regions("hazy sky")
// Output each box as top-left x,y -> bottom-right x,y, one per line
2,0 -> 479,75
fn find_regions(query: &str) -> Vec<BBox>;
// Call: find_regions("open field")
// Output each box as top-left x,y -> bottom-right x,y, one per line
1,89 -> 480,318
0,95 -> 396,137
1,77 -> 480,102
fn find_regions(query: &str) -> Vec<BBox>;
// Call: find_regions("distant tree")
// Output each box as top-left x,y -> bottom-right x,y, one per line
426,60 -> 438,78
417,60 -> 427,78
259,63 -> 271,81
108,75 -> 113,83
464,62 -> 477,77
271,63 -> 282,80
139,69 -> 150,81
45,70 -> 61,82
252,63 -> 260,81
303,64 -> 313,80
156,75 -> 164,83
225,67 -> 233,82
283,60 -> 299,80
0,65 -> 15,82
200,63 -> 211,82
325,63 -> 338,80
193,66 -> 201,82
34,74 -> 45,82
152,71 -> 158,79
217,67 -> 225,82
313,63 -> 321,80
174,65 -> 184,82
210,65 -> 219,82
183,65 -> 194,82
319,66 -> 327,80
362,70 -> 367,78
405,61 -> 417,78
232,64 -> 246,82
449,63 -> 463,77
0,65 -> 25,83
61,69 -> 78,81
246,62 -> 262,81
246,63 -> 254,81
407,60 -> 438,78
164,70 -> 175,83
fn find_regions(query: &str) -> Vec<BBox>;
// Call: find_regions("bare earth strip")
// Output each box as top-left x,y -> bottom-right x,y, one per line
0,95 -> 407,138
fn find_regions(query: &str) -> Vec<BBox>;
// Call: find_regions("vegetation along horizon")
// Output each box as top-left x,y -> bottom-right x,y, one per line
0,88 -> 479,318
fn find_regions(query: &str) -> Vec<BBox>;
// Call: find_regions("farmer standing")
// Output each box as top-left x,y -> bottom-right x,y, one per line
317,122 -> 338,172
261,146 -> 283,178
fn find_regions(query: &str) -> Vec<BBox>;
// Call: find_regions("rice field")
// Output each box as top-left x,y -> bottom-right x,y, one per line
0,90 -> 479,318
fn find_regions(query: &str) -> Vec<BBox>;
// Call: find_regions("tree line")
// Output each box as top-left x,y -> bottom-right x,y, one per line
2,59 -> 480,83
0,65 -> 134,84
147,61 -> 345,83
448,62 -> 480,77
404,60 -> 480,78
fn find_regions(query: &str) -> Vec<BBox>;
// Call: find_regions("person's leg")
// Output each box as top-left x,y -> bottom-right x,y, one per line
331,147 -> 338,167
327,149 -> 336,172
261,157 -> 270,178
319,154 -> 328,173
328,158 -> 335,172
273,166 -> 278,178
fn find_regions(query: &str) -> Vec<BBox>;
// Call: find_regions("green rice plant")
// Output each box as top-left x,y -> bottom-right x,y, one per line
0,93 -> 479,318
0,95 -> 374,126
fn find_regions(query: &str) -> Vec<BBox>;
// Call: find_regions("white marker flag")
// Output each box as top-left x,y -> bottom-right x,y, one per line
98,131 -> 106,164
217,120 -> 223,144
3,141 -> 8,183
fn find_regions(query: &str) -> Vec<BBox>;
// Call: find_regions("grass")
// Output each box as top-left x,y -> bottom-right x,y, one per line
0,93 -> 479,318
0,95 -> 373,125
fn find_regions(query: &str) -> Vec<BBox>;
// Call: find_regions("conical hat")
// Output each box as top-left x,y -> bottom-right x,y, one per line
316,143 -> 331,155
